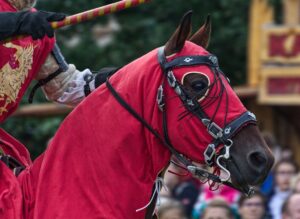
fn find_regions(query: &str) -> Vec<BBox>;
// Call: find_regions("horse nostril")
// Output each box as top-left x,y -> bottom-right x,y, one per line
248,151 -> 268,170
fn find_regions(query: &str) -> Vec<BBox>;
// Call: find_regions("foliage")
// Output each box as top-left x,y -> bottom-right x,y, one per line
2,0 -> 253,158
37,0 -> 251,83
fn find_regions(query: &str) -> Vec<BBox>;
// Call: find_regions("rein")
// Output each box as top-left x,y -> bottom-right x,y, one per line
105,46 -> 257,217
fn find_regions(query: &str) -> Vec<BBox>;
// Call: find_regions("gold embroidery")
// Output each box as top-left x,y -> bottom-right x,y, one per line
0,42 -> 34,115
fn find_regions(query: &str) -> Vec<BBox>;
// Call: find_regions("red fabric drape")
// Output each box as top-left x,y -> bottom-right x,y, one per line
0,0 -> 55,218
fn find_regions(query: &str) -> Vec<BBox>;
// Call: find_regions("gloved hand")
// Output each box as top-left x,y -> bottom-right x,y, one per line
18,11 -> 66,39
0,11 -> 65,40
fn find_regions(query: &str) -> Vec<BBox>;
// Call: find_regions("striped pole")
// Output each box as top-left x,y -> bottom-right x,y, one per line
51,0 -> 151,29
2,0 -> 151,42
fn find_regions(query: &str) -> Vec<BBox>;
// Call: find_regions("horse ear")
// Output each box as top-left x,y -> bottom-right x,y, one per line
164,10 -> 193,56
189,15 -> 211,49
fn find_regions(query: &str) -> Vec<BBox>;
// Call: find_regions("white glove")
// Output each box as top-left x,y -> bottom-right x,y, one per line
36,53 -> 97,107
57,67 -> 94,106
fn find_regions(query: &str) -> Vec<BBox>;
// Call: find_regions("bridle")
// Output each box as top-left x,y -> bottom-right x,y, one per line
157,46 -> 258,193
106,46 -> 257,196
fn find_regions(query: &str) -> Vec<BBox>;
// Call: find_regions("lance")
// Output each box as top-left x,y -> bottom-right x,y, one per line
51,0 -> 151,29
3,0 -> 151,42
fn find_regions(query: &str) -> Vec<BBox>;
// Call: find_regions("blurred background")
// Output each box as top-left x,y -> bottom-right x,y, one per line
3,0 -> 300,218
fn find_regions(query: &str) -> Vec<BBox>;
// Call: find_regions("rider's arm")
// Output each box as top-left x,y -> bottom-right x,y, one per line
0,11 -> 65,40
36,44 -> 118,107
34,44 -> 90,107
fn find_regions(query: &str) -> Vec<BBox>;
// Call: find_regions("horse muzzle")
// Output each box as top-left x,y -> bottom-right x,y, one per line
227,146 -> 274,188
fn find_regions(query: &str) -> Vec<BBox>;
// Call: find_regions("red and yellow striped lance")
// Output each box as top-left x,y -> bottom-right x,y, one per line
2,0 -> 151,42
51,0 -> 151,29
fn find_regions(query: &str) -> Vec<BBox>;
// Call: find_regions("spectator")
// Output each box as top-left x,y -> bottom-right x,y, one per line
268,159 -> 299,219
290,173 -> 300,193
157,199 -> 188,219
260,132 -> 292,196
282,193 -> 300,219
172,176 -> 199,217
193,183 -> 240,219
238,190 -> 268,219
197,183 -> 240,204
260,132 -> 277,196
163,160 -> 200,217
200,198 -> 234,219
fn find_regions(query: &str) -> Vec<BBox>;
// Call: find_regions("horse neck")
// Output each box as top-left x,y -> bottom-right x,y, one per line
105,50 -> 172,178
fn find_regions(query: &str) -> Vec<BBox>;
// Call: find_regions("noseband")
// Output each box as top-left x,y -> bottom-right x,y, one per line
106,46 -> 257,196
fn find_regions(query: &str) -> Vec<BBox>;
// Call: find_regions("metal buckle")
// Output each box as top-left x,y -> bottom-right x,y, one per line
209,55 -> 218,66
247,111 -> 256,120
157,85 -> 164,111
186,99 -> 194,107
202,118 -> 211,126
204,144 -> 216,165
83,74 -> 95,83
207,122 -> 223,139
187,165 -> 209,181
174,85 -> 183,96
167,71 -> 177,87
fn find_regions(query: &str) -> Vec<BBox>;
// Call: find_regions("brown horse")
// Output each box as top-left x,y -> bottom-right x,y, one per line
19,11 -> 274,219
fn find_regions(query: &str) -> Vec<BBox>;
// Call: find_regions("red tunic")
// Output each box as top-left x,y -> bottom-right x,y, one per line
0,0 -> 55,218
0,0 -> 55,123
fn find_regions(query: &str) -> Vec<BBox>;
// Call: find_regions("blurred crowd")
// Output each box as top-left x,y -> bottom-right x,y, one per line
157,132 -> 300,219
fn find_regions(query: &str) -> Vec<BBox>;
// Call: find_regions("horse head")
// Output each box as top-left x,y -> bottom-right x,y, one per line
156,11 -> 274,194
31,11 -> 275,219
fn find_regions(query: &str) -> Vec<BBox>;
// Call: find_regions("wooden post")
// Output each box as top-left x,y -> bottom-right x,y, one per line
248,0 -> 274,86
283,0 -> 300,25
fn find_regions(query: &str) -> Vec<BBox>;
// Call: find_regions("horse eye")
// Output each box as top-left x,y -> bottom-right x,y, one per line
182,72 -> 210,101
191,81 -> 207,92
